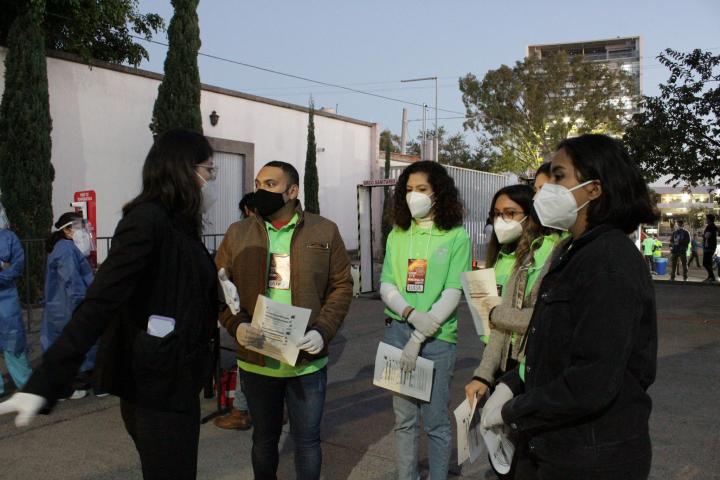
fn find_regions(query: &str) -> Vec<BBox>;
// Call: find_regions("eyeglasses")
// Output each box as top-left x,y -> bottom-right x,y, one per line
493,210 -> 525,222
195,164 -> 218,181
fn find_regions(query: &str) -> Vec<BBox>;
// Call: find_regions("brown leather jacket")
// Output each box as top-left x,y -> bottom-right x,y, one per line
215,201 -> 353,366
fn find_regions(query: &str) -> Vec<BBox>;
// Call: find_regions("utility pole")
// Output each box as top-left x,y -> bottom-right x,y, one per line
400,108 -> 408,155
401,76 -> 438,161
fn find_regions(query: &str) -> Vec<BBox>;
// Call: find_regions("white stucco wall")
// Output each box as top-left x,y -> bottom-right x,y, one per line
0,48 -> 377,250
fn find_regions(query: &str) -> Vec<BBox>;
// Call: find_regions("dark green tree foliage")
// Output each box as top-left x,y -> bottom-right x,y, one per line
304,97 -> 320,214
379,129 -> 400,153
0,0 -> 164,66
150,0 -> 202,136
460,52 -> 637,175
381,144 -> 393,247
624,49 -> 720,185
0,0 -> 54,299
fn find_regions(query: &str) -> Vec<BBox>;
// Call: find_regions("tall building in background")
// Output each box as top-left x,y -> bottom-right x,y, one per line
527,36 -> 642,116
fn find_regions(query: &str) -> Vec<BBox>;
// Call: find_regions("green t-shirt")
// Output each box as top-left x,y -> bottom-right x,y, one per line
494,250 -> 516,296
653,240 -> 663,258
525,232 -> 568,296
381,223 -> 472,344
642,237 -> 655,256
239,213 -> 328,378
479,250 -> 517,344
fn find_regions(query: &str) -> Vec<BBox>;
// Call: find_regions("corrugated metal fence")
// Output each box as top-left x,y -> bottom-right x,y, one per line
384,164 -> 510,256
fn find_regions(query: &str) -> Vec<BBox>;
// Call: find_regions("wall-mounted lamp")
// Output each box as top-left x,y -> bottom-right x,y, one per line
209,110 -> 219,126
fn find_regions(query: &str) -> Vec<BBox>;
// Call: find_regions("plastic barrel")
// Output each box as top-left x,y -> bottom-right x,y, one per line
655,258 -> 667,275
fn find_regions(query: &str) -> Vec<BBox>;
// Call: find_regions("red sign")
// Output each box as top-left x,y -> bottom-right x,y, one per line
74,190 -> 97,269
362,179 -> 396,187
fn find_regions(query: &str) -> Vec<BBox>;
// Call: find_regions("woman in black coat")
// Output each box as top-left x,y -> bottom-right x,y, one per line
0,129 -> 220,480
481,134 -> 659,479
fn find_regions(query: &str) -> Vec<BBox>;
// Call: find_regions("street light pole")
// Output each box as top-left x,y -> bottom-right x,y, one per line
402,76 -> 438,161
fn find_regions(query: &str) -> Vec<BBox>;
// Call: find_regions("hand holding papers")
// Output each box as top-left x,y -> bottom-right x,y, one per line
480,426 -> 515,475
453,397 -> 486,465
461,269 -> 499,336
373,342 -> 434,402
247,295 -> 311,366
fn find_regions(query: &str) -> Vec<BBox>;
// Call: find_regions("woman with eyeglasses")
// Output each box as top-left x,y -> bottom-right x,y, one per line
464,185 -> 564,414
0,129 -> 221,480
481,134 -> 658,479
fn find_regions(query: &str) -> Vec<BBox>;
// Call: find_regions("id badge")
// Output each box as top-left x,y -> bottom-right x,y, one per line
268,253 -> 291,290
406,258 -> 428,293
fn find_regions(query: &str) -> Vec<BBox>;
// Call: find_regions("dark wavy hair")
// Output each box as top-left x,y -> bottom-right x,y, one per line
46,211 -> 81,253
556,134 -> 658,234
392,161 -> 463,231
123,129 -> 213,236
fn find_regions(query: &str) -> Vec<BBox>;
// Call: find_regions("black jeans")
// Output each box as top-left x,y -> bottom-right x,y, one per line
671,253 -> 687,279
703,250 -> 716,280
120,397 -> 200,480
241,367 -> 327,480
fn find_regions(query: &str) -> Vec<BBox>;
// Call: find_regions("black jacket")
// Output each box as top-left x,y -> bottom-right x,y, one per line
24,202 -> 218,412
670,228 -> 690,255
500,226 -> 657,464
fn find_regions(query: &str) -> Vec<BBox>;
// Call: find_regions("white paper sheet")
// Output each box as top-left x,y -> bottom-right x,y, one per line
246,294 -> 311,366
481,426 -> 516,475
453,397 -> 486,465
372,342 -> 434,402
461,269 -> 499,337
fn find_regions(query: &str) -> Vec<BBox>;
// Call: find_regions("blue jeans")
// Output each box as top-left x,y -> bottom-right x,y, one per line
240,367 -> 327,480
384,320 -> 457,480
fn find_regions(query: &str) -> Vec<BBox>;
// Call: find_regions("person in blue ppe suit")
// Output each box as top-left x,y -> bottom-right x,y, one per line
41,212 -> 99,399
0,200 -> 33,398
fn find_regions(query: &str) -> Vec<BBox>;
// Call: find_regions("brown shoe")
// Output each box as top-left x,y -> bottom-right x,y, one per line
213,408 -> 252,430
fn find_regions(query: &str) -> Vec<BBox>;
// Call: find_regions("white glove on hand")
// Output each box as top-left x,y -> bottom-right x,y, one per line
0,392 -> 47,427
399,331 -> 425,371
218,268 -> 240,315
298,330 -> 324,355
236,323 -> 264,349
407,311 -> 441,337
481,382 -> 513,429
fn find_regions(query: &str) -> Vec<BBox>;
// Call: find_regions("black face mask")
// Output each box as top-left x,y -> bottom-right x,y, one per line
254,188 -> 288,217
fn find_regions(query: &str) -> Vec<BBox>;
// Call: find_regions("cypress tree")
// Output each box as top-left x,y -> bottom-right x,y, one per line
304,97 -> 320,214
149,0 -> 202,136
0,0 -> 54,300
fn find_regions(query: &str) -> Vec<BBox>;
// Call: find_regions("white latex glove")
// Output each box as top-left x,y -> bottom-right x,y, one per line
236,323 -> 264,349
481,383 -> 513,429
407,311 -> 441,337
298,330 -> 324,355
0,392 -> 47,427
218,268 -> 240,315
399,331 -> 425,371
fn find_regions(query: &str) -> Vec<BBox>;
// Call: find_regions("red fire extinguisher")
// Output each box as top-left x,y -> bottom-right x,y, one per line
219,367 -> 238,408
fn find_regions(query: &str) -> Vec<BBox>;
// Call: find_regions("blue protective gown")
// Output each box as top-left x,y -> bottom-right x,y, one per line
0,229 -> 26,355
40,239 -> 95,371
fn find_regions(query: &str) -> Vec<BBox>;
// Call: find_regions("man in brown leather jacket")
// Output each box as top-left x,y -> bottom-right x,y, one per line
215,161 -> 353,480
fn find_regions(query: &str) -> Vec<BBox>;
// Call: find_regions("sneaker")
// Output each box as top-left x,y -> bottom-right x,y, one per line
94,388 -> 110,398
66,389 -> 88,400
213,408 -> 252,430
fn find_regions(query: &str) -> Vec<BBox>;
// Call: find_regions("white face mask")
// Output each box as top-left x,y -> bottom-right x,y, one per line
406,191 -> 433,219
494,217 -> 526,244
533,180 -> 596,231
197,172 -> 218,213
